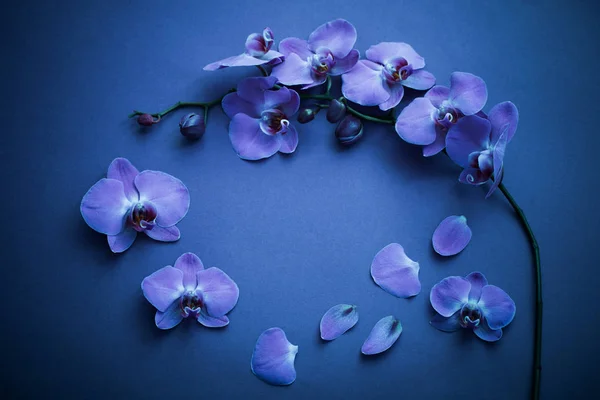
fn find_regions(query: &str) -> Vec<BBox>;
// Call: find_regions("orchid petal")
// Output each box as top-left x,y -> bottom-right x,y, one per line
275,88 -> 300,117
174,252 -> 204,291
486,128 -> 508,198
489,101 -> 519,143
430,311 -> 461,332
196,267 -> 239,317
229,114 -> 280,160
465,272 -> 488,303
308,19 -> 356,58
197,311 -> 229,328
486,165 -> 504,198
366,42 -> 425,69
134,171 -> 190,227
251,328 -> 298,386
448,72 -> 488,115
203,53 -> 273,71
361,316 -> 402,355
394,97 -> 437,145
341,60 -> 389,106
446,116 -> 491,168
279,124 -> 299,154
278,37 -> 312,59
430,276 -> 471,317
425,85 -> 450,108
237,76 -> 278,104
154,301 -> 184,330
261,50 -> 284,64
320,304 -> 359,341
141,266 -> 185,313
379,83 -> 404,111
80,178 -> 130,235
329,49 -> 359,76
474,324 -> 503,342
271,52 -> 314,86
300,74 -> 328,90
371,243 -> 421,298
222,92 -> 261,119
107,228 -> 137,253
263,86 -> 293,113
402,70 -> 435,90
422,125 -> 447,157
432,215 -> 472,256
478,285 -> 516,330
459,168 -> 490,185
144,225 -> 180,242
107,158 -> 139,203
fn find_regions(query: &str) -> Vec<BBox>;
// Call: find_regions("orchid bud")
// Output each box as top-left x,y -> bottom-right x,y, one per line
297,108 -> 317,124
137,113 -> 158,126
179,112 -> 206,140
326,99 -> 346,123
335,115 -> 363,145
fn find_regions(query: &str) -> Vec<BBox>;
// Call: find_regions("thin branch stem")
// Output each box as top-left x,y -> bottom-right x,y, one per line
299,93 -> 395,124
128,89 -> 235,119
256,65 -> 268,77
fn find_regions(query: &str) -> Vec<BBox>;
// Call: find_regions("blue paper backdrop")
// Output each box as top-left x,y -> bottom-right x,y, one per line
3,0 -> 599,399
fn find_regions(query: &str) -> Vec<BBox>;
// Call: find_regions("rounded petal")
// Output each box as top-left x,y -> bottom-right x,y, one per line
371,243 -> 421,298
478,285 -> 516,330
196,267 -> 239,317
425,85 -> 450,108
203,53 -> 272,71
448,72 -> 488,115
197,311 -> 229,328
134,171 -> 190,227
107,228 -> 137,253
260,50 -> 284,64
251,328 -> 298,386
489,101 -> 519,143
237,76 -> 278,104
271,53 -> 314,86
263,87 -> 292,113
430,276 -> 471,317
486,164 -> 504,198
432,215 -> 472,256
80,178 -> 130,235
402,69 -> 436,90
144,225 -> 180,242
361,316 -> 402,355
430,312 -> 461,332
107,158 -> 139,203
378,83 -> 404,111
229,114 -> 280,160
394,97 -> 437,145
320,304 -> 359,341
174,252 -> 205,291
465,271 -> 488,303
366,42 -> 425,69
329,49 -> 359,76
422,125 -> 447,157
341,60 -> 389,106
155,301 -> 184,330
446,115 -> 491,168
277,88 -> 300,117
278,37 -> 312,59
474,324 -> 503,342
308,19 -> 356,58
279,124 -> 299,154
141,266 -> 185,313
485,128 -> 508,198
222,92 -> 261,119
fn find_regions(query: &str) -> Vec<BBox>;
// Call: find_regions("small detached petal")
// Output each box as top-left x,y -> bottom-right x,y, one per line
251,328 -> 298,386
371,243 -> 421,298
432,215 -> 472,256
361,316 -> 402,355
320,304 -> 359,341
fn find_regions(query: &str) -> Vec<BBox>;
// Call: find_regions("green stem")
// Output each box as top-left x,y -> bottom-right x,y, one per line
256,65 -> 268,77
128,89 -> 235,119
498,182 -> 543,400
299,93 -> 395,125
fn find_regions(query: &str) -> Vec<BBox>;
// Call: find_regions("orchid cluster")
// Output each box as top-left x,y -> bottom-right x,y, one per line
92,18 -> 541,398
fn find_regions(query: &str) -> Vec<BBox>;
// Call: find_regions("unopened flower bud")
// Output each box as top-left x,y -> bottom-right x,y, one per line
326,99 -> 346,123
297,108 -> 317,124
137,113 -> 158,126
335,115 -> 363,145
179,112 -> 206,140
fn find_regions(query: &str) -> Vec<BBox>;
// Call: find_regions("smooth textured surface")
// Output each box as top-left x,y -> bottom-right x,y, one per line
2,1 -> 599,399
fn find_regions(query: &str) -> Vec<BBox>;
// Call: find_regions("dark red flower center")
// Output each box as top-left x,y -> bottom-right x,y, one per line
128,202 -> 157,232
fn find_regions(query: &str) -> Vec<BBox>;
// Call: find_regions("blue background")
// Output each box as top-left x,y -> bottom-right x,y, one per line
3,0 -> 599,399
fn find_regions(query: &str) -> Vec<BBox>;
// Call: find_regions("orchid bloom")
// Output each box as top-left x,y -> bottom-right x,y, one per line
222,76 -> 300,160
342,42 -> 435,111
141,252 -> 239,329
80,158 -> 190,253
395,72 -> 488,156
446,101 -> 519,197
204,27 -> 283,71
271,19 -> 359,89
430,272 -> 516,342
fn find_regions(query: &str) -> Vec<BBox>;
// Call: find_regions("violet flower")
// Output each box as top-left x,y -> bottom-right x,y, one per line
446,101 -> 519,197
222,76 -> 300,160
395,72 -> 488,156
430,272 -> 516,342
141,252 -> 239,329
203,27 -> 283,71
271,19 -> 359,89
342,42 -> 435,111
80,158 -> 190,253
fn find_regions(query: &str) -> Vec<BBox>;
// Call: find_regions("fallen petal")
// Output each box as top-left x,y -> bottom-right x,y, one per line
361,316 -> 402,355
251,328 -> 298,386
371,243 -> 421,298
320,304 -> 359,341
432,215 -> 472,256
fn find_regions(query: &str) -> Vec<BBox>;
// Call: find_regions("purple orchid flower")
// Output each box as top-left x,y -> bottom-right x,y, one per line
395,72 -> 488,156
203,27 -> 284,71
430,272 -> 516,342
141,252 -> 239,330
80,158 -> 190,253
342,42 -> 435,111
222,76 -> 300,160
271,19 -> 360,89
446,101 -> 519,197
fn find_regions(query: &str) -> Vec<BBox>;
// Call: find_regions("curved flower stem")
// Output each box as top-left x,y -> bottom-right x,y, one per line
128,89 -> 235,119
256,65 -> 268,77
299,93 -> 395,125
498,182 -> 543,400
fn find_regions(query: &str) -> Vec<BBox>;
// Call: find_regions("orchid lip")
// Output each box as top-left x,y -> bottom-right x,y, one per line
459,303 -> 483,329
180,290 -> 203,317
310,49 -> 335,76
383,57 -> 411,83
128,201 -> 158,232
260,108 -> 289,135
